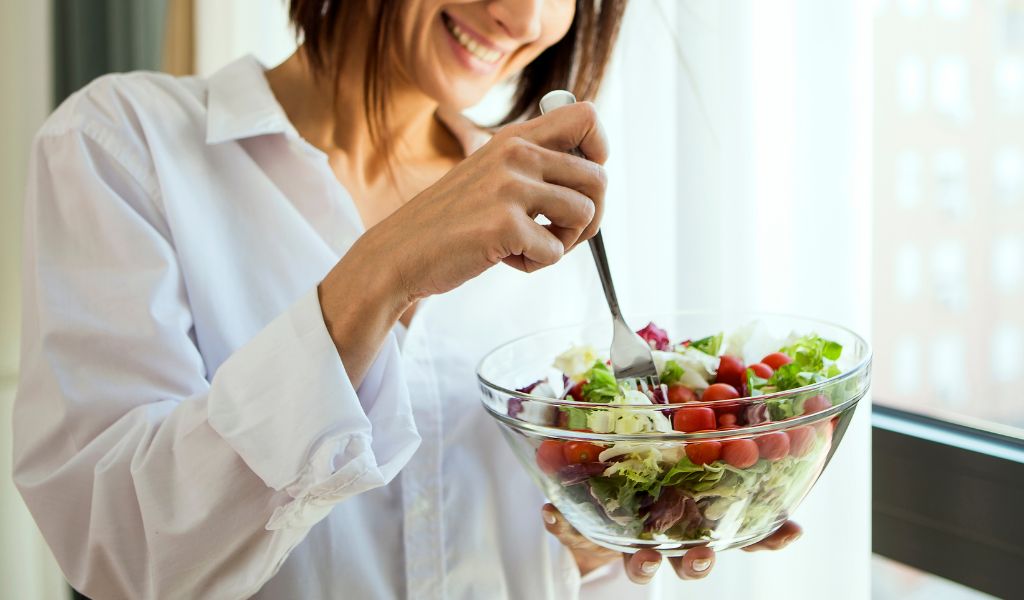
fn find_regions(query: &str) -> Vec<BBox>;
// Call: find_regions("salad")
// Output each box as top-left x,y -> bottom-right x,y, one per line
514,322 -> 849,546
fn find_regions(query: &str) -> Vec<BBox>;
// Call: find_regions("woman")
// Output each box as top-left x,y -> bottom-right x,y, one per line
13,1 -> 799,598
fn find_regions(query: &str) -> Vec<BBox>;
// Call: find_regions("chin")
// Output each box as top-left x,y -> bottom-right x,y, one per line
424,77 -> 495,112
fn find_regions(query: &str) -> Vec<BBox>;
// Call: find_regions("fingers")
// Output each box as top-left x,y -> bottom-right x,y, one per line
501,218 -> 564,273
534,149 -> 606,244
741,521 -> 803,552
668,546 -> 715,580
541,504 -> 590,550
514,102 -> 610,165
519,181 -> 596,251
624,549 -> 663,584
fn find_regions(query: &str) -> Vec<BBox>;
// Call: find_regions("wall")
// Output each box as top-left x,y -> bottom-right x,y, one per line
0,0 -> 68,598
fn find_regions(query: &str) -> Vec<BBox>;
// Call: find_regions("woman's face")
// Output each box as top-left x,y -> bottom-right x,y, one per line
396,0 -> 576,109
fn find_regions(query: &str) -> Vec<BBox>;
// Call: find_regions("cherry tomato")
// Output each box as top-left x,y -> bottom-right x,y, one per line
716,355 -> 746,390
754,432 -> 790,461
673,407 -> 717,432
536,440 -> 568,474
802,394 -> 832,415
762,352 -> 794,371
567,380 -> 586,402
748,362 -> 774,379
786,427 -> 816,457
722,439 -> 759,468
563,441 -> 604,464
686,441 -> 722,465
717,413 -> 738,428
702,383 -> 740,402
667,385 -> 697,404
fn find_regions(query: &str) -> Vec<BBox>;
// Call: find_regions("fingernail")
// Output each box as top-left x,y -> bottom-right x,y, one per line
641,560 -> 659,575
784,532 -> 802,545
692,558 -> 712,572
543,511 -> 556,525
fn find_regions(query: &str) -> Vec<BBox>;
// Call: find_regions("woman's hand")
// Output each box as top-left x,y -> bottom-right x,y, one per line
542,503 -> 803,584
364,101 -> 609,300
319,102 -> 607,385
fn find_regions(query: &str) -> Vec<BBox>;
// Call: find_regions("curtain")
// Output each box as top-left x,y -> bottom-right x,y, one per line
52,0 -> 168,105
161,0 -> 194,76
595,2 -> 873,597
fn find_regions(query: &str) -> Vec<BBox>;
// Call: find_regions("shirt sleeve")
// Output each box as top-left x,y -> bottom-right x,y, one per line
12,106 -> 420,599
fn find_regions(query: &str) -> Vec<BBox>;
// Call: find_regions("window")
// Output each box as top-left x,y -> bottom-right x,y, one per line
872,3 -> 1024,597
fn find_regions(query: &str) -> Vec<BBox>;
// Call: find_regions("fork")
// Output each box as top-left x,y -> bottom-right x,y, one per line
538,90 -> 661,397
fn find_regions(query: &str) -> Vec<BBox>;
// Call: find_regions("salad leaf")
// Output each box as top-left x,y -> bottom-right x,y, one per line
636,322 -> 671,351
560,406 -> 590,430
745,368 -> 769,396
660,457 -> 727,493
554,345 -> 601,381
660,360 -> 685,386
765,334 -> 844,392
603,451 -> 662,487
581,361 -> 621,403
690,333 -> 723,356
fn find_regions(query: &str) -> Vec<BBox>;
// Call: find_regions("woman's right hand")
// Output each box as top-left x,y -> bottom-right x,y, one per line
369,100 -> 609,300
319,102 -> 608,384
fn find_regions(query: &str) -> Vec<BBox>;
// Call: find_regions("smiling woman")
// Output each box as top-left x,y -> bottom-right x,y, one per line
290,0 -> 623,142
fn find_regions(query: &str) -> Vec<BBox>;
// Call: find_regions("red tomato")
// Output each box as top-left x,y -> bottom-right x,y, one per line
567,380 -> 586,402
536,440 -> 568,474
761,352 -> 794,371
754,432 -> 791,461
786,427 -> 816,457
686,441 -> 723,465
716,355 -> 746,390
667,385 -> 697,404
722,439 -> 759,468
563,441 -> 604,464
717,413 -> 738,428
702,383 -> 740,402
802,394 -> 832,415
673,407 -> 717,432
748,362 -> 774,379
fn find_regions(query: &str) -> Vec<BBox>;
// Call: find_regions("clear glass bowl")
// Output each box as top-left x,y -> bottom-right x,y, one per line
477,313 -> 871,556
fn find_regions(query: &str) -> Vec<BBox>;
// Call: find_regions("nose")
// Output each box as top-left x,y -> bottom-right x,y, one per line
487,0 -> 544,43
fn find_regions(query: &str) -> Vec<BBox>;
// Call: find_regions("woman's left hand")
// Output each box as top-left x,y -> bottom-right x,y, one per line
542,503 -> 803,584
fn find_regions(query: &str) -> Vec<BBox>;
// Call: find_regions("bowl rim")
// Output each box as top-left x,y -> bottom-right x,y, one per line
476,310 -> 873,410
483,387 -> 866,441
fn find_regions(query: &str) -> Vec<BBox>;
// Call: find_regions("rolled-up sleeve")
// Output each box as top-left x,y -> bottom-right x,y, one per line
13,98 -> 419,599
209,287 -> 420,531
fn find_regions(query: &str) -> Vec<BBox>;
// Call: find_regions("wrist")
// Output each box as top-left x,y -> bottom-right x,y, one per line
317,236 -> 412,383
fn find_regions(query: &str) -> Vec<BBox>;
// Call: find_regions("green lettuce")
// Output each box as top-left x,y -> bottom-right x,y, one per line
660,360 -> 685,386
581,361 -> 621,403
690,333 -> 723,356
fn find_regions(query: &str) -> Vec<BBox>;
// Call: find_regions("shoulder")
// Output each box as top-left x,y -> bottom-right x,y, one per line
40,70 -> 206,141
34,71 -> 208,196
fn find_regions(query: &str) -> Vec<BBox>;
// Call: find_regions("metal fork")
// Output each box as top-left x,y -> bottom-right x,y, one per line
538,90 -> 661,396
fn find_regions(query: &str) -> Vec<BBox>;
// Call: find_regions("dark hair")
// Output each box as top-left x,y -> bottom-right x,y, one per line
289,0 -> 627,150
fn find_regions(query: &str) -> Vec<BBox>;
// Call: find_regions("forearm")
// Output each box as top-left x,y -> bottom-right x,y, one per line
318,232 -> 413,387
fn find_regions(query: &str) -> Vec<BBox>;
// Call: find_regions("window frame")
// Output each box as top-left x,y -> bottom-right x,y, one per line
872,404 -> 1024,599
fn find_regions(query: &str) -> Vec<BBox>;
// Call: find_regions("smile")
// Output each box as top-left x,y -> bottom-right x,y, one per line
442,13 -> 504,65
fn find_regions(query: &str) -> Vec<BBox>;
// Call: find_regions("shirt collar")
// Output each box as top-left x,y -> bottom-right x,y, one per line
206,55 -> 297,145
204,54 -> 493,156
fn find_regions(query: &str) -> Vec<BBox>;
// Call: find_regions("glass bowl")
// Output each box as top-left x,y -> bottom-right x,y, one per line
477,313 -> 871,556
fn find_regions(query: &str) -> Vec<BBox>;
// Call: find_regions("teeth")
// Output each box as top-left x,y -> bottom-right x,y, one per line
446,18 -> 502,64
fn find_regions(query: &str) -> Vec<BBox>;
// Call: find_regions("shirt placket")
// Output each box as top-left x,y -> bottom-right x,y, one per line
401,323 -> 446,599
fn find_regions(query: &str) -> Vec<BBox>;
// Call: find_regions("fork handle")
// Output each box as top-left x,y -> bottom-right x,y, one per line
538,91 -> 626,323
586,231 -> 624,321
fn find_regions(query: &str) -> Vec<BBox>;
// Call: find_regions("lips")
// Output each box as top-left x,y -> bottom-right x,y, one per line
441,12 -> 505,65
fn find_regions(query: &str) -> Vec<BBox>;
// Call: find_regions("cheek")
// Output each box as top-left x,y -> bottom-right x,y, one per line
500,2 -> 575,74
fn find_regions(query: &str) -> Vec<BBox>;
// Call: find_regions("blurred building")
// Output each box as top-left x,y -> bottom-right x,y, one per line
873,0 -> 1024,432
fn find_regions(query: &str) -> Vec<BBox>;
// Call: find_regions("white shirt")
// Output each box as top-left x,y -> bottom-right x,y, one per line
13,56 -> 641,599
